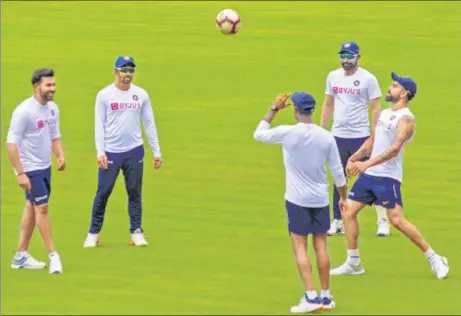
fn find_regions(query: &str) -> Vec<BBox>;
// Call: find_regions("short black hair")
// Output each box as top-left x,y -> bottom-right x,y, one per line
31,68 -> 55,85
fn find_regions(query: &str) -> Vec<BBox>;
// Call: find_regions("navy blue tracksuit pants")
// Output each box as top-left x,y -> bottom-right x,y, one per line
333,136 -> 369,220
89,145 -> 144,234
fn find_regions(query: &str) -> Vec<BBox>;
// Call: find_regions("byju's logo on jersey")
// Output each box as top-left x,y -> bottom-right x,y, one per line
37,120 -> 45,129
332,86 -> 361,95
110,102 -> 141,111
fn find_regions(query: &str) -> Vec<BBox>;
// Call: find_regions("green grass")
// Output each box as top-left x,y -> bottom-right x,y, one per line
2,1 -> 461,315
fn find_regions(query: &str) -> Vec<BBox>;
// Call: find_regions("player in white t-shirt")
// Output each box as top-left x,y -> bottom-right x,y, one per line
330,72 -> 449,280
254,92 -> 348,313
320,41 -> 390,237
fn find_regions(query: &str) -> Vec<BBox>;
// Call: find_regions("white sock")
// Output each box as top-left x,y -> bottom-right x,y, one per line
424,248 -> 436,262
321,289 -> 331,299
347,249 -> 361,265
305,290 -> 318,300
375,205 -> 388,223
49,251 -> 58,259
16,251 -> 28,257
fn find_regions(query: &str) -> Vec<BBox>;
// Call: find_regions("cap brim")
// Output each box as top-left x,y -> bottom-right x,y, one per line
116,62 -> 136,68
339,49 -> 358,54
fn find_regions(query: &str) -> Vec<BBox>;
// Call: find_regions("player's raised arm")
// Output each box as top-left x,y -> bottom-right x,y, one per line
365,115 -> 415,168
94,92 -> 106,158
6,110 -> 28,176
253,93 -> 292,144
320,75 -> 334,129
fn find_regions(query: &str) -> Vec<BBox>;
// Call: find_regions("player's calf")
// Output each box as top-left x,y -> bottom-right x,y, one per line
387,205 -> 449,279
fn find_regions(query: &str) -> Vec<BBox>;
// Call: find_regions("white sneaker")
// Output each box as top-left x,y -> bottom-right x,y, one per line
431,256 -> 449,279
83,233 -> 99,248
49,252 -> 62,274
129,228 -> 148,247
327,219 -> 344,236
290,295 -> 323,313
330,261 -> 365,275
11,253 -> 46,269
376,219 -> 390,237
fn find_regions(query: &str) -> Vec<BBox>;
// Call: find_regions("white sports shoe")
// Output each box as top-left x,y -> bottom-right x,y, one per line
431,256 -> 449,279
11,253 -> 46,269
376,219 -> 390,237
327,219 -> 344,236
129,228 -> 148,247
83,233 -> 100,248
49,252 -> 63,274
290,295 -> 323,313
330,261 -> 365,275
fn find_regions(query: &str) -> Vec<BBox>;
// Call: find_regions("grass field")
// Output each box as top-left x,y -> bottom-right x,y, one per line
2,1 -> 461,315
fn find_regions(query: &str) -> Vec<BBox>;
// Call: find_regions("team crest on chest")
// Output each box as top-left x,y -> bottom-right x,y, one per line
353,80 -> 360,86
389,115 -> 396,121
132,94 -> 138,101
50,109 -> 55,116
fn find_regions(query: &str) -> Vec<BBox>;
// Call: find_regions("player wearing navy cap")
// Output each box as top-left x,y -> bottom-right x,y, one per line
330,73 -> 450,279
254,92 -> 348,313
320,41 -> 390,237
84,56 -> 163,247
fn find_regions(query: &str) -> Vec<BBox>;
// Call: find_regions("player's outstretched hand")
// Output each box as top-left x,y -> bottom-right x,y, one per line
154,157 -> 163,169
57,155 -> 66,171
97,155 -> 108,169
17,174 -> 32,193
273,93 -> 291,110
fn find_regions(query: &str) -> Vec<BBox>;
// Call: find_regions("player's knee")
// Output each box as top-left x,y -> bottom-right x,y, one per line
389,213 -> 405,230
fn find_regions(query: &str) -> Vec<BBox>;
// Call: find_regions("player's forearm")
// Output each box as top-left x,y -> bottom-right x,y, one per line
320,102 -> 334,128
366,144 -> 400,168
52,138 -> 64,158
141,110 -> 162,157
6,143 -> 25,174
146,133 -> 161,157
262,109 -> 277,124
336,185 -> 348,200
350,133 -> 375,162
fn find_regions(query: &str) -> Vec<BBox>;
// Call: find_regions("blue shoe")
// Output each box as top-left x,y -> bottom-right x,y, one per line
321,296 -> 336,310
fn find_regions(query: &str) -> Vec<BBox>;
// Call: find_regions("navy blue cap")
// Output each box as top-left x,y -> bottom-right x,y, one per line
114,55 -> 136,68
291,92 -> 316,113
339,41 -> 360,55
391,72 -> 417,101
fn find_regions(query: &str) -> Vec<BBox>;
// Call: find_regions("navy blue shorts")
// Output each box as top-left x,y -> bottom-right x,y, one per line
348,174 -> 403,209
285,200 -> 330,236
24,167 -> 51,205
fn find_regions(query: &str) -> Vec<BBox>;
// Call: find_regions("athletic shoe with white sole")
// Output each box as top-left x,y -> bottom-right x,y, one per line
330,261 -> 365,276
11,253 -> 46,270
129,228 -> 148,247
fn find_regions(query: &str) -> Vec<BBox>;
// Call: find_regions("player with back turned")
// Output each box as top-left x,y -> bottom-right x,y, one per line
7,68 -> 65,274
254,92 -> 347,313
83,56 -> 163,248
330,72 -> 449,279
320,41 -> 390,237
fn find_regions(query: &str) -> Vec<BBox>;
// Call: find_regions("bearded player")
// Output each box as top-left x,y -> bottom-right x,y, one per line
330,72 -> 449,279
320,41 -> 390,237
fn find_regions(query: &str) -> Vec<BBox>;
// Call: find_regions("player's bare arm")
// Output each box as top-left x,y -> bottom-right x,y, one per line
52,138 -> 65,171
320,95 -> 334,129
7,143 -> 31,192
369,97 -> 381,130
357,115 -> 414,173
